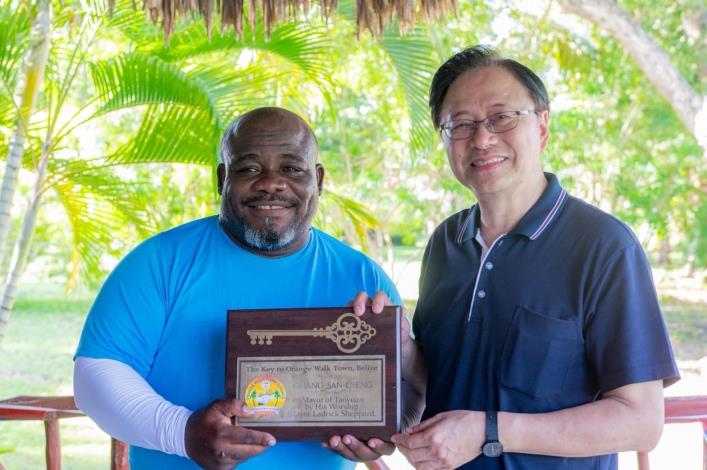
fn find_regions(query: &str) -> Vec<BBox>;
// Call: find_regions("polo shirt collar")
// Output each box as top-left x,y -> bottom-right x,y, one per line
457,172 -> 567,244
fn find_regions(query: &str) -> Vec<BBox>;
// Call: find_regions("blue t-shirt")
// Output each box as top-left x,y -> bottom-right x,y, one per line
75,216 -> 402,470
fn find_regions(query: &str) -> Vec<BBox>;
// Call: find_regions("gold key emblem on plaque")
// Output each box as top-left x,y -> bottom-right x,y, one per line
246,313 -> 377,353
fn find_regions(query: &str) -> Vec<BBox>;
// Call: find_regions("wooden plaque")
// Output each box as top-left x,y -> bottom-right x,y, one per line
226,306 -> 400,441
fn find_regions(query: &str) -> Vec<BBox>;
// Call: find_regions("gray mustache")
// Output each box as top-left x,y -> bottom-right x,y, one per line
242,195 -> 298,206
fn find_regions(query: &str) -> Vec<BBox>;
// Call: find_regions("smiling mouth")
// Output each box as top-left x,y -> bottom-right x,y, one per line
243,197 -> 297,211
471,156 -> 507,167
247,203 -> 293,210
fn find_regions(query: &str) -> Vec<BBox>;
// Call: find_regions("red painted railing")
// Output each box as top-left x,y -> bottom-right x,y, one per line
0,395 -> 386,469
637,395 -> 707,470
2,395 -> 705,469
0,396 -> 128,470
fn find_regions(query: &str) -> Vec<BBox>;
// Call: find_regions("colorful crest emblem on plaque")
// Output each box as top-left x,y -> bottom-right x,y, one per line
244,374 -> 286,417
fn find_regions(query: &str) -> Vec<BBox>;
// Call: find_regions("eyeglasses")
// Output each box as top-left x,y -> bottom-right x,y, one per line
439,109 -> 538,140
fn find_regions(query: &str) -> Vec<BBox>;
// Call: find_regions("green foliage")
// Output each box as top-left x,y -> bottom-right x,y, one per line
0,5 -> 31,81
51,163 -> 156,288
112,104 -> 219,165
0,0 -> 704,292
0,0 -> 353,288
90,53 -> 218,117
379,27 -> 438,158
0,4 -> 32,154
316,190 -> 380,252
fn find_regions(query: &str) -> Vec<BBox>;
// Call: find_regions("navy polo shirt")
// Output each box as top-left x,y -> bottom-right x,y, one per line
412,173 -> 679,470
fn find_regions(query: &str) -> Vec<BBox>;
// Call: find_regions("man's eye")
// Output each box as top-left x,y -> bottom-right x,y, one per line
491,113 -> 513,123
452,122 -> 474,130
235,167 -> 259,173
283,166 -> 303,173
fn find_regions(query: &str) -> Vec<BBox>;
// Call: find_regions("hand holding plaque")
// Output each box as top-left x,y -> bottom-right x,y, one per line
184,397 -> 275,468
226,306 -> 401,441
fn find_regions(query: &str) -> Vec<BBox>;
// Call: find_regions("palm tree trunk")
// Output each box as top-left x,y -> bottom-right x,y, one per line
0,0 -> 51,269
0,133 -> 51,343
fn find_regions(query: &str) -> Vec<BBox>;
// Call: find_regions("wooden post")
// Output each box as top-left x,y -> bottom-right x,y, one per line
44,419 -> 60,470
111,438 -> 130,470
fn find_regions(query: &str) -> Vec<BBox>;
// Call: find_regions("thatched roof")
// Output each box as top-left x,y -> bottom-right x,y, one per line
126,0 -> 456,42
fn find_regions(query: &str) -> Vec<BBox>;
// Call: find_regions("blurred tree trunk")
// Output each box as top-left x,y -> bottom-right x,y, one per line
0,0 -> 50,268
0,131 -> 51,339
558,0 -> 705,150
0,0 -> 51,342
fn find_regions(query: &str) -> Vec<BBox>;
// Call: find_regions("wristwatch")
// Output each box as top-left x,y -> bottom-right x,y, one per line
481,410 -> 503,457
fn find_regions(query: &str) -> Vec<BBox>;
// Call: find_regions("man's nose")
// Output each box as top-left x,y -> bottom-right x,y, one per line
469,123 -> 497,149
253,170 -> 286,192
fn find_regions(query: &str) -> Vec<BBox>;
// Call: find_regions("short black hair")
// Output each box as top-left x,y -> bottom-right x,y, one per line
429,45 -> 550,128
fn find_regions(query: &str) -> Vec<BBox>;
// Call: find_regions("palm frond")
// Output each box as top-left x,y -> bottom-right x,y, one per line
53,164 -> 156,288
111,104 -> 221,165
316,189 -> 380,252
19,131 -> 48,171
47,159 -> 154,231
336,0 -> 357,23
90,53 -> 219,119
380,26 -> 438,159
0,4 -> 33,137
103,0 -> 147,31
256,23 -> 336,95
143,20 -> 336,105
0,3 -> 32,90
187,63 -> 286,110
342,0 -> 439,159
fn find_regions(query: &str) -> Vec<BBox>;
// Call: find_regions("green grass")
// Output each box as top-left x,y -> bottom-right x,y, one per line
0,286 -> 112,470
392,244 -> 424,263
0,282 -> 704,469
660,295 -> 707,361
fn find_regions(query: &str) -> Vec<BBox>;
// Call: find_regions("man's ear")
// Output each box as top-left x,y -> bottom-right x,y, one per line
316,163 -> 325,195
538,110 -> 550,150
217,163 -> 225,195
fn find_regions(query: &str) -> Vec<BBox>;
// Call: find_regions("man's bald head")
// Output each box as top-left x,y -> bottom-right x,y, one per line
220,107 -> 318,165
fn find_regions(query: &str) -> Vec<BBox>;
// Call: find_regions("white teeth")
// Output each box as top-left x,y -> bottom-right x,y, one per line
472,157 -> 505,167
256,205 -> 284,210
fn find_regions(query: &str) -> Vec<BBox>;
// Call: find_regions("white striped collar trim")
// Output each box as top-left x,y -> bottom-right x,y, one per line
529,189 -> 567,240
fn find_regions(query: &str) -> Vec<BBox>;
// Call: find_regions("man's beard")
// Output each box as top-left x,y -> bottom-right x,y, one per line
242,216 -> 298,251
220,209 -> 309,253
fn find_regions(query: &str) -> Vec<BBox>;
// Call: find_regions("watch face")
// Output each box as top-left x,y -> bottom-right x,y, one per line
482,441 -> 503,457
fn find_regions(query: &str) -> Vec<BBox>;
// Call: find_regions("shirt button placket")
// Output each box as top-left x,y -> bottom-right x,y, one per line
478,260 -> 493,300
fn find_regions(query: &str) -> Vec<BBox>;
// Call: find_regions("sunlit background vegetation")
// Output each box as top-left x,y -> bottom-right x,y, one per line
1,0 -> 704,290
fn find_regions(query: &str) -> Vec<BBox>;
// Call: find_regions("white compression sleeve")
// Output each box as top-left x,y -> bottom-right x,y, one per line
73,356 -> 192,457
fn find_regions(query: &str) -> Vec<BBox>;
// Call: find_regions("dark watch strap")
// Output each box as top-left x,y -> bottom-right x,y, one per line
482,410 -> 503,457
486,410 -> 499,442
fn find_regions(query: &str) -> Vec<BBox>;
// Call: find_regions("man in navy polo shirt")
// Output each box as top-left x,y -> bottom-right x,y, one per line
389,46 -> 680,469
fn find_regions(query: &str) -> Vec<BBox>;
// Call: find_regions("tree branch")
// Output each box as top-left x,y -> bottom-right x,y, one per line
558,0 -> 703,139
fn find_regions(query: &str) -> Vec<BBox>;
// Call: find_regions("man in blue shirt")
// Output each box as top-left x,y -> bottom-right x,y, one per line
390,46 -> 679,469
73,107 -> 404,469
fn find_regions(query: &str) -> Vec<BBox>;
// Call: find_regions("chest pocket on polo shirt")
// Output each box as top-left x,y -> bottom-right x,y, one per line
499,306 -> 583,399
